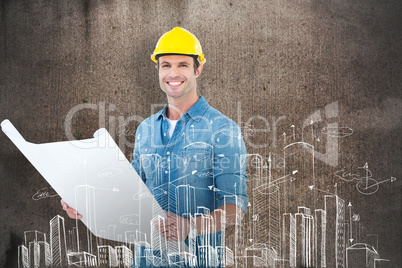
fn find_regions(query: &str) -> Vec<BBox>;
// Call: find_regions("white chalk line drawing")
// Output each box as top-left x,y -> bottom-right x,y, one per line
335,163 -> 397,195
96,167 -> 123,178
18,118 -> 399,267
321,126 -> 353,138
32,187 -> 61,201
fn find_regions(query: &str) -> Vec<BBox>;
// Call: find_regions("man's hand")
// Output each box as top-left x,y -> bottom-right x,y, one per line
61,200 -> 83,220
153,212 -> 190,241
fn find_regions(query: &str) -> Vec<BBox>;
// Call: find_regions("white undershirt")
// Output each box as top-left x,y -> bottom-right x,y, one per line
166,118 -> 178,139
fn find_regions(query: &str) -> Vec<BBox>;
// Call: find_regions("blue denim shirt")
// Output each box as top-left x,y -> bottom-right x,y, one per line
131,96 -> 248,267
132,97 -> 248,219
132,96 -> 248,219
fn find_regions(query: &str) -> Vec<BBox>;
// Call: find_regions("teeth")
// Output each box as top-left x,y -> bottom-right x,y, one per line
168,81 -> 182,86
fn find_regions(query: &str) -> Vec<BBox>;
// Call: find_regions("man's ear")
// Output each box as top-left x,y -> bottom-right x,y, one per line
155,64 -> 158,70
195,64 -> 203,77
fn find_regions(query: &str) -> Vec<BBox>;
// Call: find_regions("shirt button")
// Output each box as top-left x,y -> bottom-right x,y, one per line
164,133 -> 167,136
165,171 -> 168,174
167,151 -> 170,155
145,149 -> 148,152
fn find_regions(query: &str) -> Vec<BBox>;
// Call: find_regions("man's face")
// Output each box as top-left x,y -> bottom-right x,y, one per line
158,55 -> 202,100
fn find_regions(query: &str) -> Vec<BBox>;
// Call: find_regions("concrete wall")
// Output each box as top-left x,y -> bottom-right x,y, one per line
0,0 -> 401,267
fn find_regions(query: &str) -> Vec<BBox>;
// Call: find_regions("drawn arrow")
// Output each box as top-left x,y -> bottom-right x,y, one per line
364,177 -> 397,190
310,120 -> 314,139
364,163 -> 369,189
308,185 -> 334,195
291,125 -> 295,140
283,132 -> 287,144
349,202 -> 354,244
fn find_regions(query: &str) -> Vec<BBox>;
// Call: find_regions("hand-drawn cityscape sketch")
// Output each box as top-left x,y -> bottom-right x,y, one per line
16,117 -> 397,267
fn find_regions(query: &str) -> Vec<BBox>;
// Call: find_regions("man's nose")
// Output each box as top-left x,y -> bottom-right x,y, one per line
169,66 -> 180,77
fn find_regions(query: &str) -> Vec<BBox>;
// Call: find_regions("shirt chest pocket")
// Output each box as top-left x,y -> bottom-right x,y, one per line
139,150 -> 161,187
180,142 -> 213,177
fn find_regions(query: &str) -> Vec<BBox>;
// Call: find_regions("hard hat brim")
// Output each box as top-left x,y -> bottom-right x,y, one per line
151,53 -> 206,65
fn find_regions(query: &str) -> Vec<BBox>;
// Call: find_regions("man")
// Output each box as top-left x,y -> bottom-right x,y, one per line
62,27 -> 248,267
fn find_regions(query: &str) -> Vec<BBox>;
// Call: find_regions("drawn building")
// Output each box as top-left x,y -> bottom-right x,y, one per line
213,208 -> 226,253
374,259 -> 391,268
75,185 -> 99,256
245,243 -> 270,267
315,209 -> 326,268
282,213 -> 296,267
67,227 -> 79,252
18,245 -> 29,268
24,230 -> 46,246
149,215 -> 168,266
38,241 -> 51,267
28,241 -> 40,268
176,185 -> 196,217
116,245 -> 133,268
295,210 -> 315,267
283,142 -> 315,214
242,154 -> 265,252
98,245 -> 118,267
268,185 -> 281,255
346,243 -> 379,268
67,251 -> 97,267
50,215 -> 68,267
325,195 -> 345,268
223,195 -> 245,266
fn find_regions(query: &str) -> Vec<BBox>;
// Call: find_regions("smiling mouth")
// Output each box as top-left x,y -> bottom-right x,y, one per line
166,81 -> 184,86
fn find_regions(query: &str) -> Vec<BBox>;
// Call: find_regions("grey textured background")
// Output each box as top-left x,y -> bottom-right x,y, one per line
0,0 -> 401,267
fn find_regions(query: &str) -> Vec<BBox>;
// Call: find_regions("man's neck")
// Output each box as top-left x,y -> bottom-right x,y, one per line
166,93 -> 199,120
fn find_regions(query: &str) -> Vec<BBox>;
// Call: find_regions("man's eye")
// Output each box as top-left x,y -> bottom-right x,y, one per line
180,64 -> 188,67
161,64 -> 169,68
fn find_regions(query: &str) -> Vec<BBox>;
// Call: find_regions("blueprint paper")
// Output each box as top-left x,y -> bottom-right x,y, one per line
1,119 -> 166,244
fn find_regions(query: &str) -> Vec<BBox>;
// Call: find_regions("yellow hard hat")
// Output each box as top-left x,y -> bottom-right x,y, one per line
151,27 -> 206,65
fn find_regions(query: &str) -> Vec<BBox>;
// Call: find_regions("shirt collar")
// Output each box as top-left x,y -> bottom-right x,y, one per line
156,96 -> 209,122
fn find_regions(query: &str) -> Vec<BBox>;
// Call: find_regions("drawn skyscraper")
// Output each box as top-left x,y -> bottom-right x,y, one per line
18,245 -> 29,268
28,241 -> 40,268
223,195 -> 244,267
116,245 -> 133,268
315,209 -> 326,268
176,185 -> 196,217
283,142 -> 315,213
23,230 -> 49,267
325,195 -> 345,268
149,215 -> 168,266
50,215 -> 68,267
240,154 -> 264,265
75,185 -> 98,255
299,207 -> 315,267
282,213 -> 296,267
295,212 -> 307,267
268,185 -> 281,255
24,230 -> 46,246
98,245 -> 118,267
38,241 -> 51,267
